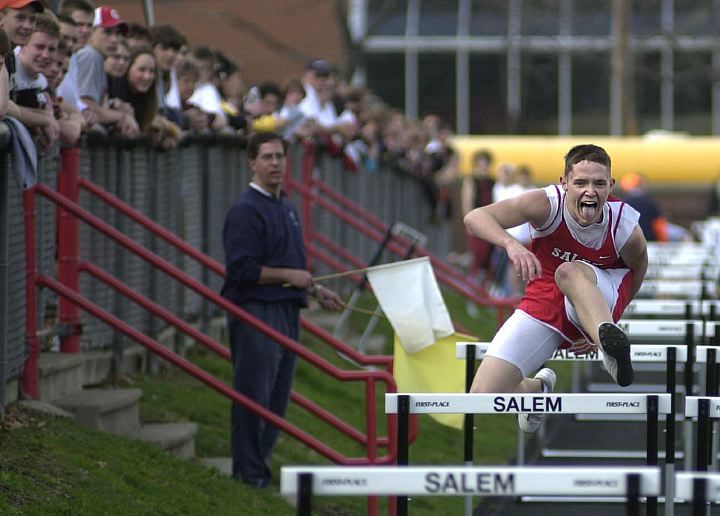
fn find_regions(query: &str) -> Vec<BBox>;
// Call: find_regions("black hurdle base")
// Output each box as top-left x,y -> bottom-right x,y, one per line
297,472 -> 312,516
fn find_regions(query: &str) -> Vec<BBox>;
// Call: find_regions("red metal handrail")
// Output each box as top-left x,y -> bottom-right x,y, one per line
77,176 -> 392,369
40,274 -> 395,465
309,174 -> 471,284
286,174 -> 516,313
78,171 -> 413,448
79,260 -> 381,447
291,143 -> 513,302
26,183 -> 398,466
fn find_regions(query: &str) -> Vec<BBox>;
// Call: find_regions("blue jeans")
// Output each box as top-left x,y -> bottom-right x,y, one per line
228,300 -> 300,486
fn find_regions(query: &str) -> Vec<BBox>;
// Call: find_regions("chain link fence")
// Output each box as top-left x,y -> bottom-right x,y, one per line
1,136 -> 451,412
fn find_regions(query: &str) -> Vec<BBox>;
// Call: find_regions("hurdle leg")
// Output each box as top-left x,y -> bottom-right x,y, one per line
692,478 -> 706,516
664,463 -> 675,516
297,472 -> 313,516
647,395 -> 659,516
696,399 -> 710,472
684,420 -> 694,471
627,473 -> 640,516
463,346 -> 476,516
705,349 -> 717,469
397,395 -> 409,516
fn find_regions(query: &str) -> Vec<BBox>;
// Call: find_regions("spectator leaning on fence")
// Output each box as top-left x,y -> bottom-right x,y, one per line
104,38 -> 128,79
215,52 -> 247,131
45,38 -> 83,144
108,46 -> 181,148
150,24 -> 185,113
14,11 -> 62,149
0,28 -> 10,118
0,0 -> 42,131
188,45 -> 227,130
58,6 -> 138,137
125,21 -> 150,49
56,14 -> 78,53
175,57 -> 209,131
59,0 -> 93,49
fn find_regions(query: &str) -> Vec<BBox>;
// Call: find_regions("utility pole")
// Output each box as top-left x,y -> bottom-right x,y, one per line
611,0 -> 637,135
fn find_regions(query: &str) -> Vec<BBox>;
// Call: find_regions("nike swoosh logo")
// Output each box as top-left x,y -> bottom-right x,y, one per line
599,256 -> 611,259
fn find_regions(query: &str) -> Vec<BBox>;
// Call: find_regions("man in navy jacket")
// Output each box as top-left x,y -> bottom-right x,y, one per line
222,131 -> 342,486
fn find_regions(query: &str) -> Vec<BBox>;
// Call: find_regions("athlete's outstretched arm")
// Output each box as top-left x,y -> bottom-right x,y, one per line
464,189 -> 551,281
619,225 -> 649,300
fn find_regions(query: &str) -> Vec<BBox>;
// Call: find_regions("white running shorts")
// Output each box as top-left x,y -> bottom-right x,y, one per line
485,263 -> 630,377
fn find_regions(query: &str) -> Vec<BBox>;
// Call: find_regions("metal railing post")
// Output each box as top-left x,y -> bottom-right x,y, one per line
57,146 -> 81,352
365,378 -> 379,516
300,142 -> 315,271
199,144 -> 211,335
21,188 -> 39,398
0,152 -> 9,413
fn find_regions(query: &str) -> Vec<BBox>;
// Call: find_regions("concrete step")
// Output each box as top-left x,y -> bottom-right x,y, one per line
38,353 -> 85,401
80,345 -> 145,386
54,388 -> 142,436
131,422 -> 197,459
18,399 -> 74,419
198,456 -> 231,476
34,346 -> 146,405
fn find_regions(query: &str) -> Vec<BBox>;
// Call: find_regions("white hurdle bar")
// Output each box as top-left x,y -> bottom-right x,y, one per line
675,472 -> 720,514
281,465 -> 661,516
645,264 -> 720,281
385,392 -> 671,415
385,392 -> 670,514
638,280 -> 717,300
624,299 -> 720,319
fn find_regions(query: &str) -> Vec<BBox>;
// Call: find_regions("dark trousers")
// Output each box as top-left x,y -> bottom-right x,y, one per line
228,300 -> 300,486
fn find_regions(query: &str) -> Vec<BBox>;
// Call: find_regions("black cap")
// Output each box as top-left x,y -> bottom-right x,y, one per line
305,59 -> 334,77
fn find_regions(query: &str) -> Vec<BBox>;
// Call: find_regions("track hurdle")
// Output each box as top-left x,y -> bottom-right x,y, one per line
624,300 -> 720,322
685,397 -> 720,474
637,280 -> 717,300
281,465 -> 661,516
645,264 -> 720,281
385,392 -> 671,515
675,472 -> 720,516
459,342 -> 680,514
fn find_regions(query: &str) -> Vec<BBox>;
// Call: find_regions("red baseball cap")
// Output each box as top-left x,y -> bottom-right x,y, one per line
93,6 -> 128,34
0,0 -> 44,12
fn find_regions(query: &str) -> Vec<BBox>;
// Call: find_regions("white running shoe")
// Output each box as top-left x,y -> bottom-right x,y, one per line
597,322 -> 634,387
518,368 -> 556,434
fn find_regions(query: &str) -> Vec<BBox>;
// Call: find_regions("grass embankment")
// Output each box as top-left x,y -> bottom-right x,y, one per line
0,292 -> 572,514
0,406 -> 291,514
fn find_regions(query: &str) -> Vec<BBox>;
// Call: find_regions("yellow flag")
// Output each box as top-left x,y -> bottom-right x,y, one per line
393,332 -> 476,430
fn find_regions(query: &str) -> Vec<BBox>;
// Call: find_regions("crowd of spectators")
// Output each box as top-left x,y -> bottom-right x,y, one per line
0,0 -> 457,217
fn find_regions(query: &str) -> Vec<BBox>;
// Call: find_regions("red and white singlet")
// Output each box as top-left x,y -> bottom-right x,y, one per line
517,185 -> 640,347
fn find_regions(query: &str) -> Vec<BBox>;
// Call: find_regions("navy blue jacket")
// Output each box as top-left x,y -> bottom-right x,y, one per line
221,186 -> 307,306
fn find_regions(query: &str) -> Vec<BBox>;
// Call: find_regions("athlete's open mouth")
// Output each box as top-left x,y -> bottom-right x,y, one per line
580,200 -> 598,219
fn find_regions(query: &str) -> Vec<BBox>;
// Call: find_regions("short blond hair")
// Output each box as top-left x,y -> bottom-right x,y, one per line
32,12 -> 60,40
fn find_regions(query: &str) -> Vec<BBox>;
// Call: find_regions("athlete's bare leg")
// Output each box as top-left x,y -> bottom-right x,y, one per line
554,261 -> 611,344
470,356 -> 544,393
